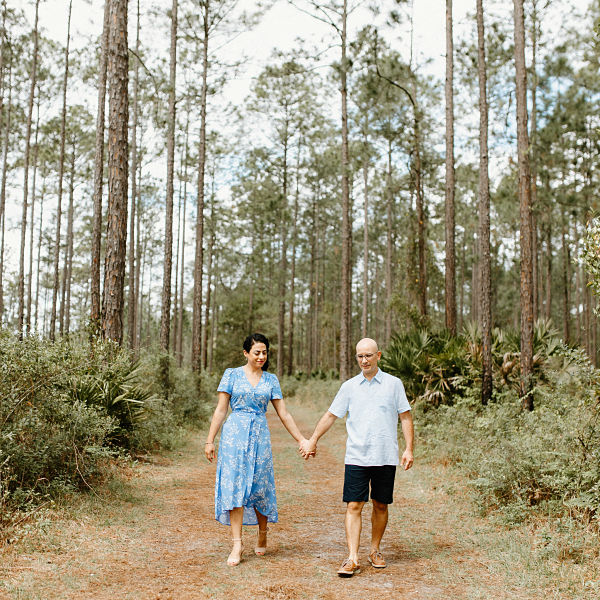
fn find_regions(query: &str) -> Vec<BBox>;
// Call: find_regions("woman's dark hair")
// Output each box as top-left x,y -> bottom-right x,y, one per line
243,333 -> 270,371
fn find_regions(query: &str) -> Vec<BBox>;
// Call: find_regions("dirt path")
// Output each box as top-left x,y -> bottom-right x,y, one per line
0,397 -> 551,599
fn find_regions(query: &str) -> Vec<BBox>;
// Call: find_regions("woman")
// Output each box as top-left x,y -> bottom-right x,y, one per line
205,333 -> 308,566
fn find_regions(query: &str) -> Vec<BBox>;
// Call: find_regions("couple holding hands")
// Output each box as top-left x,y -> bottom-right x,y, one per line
205,333 -> 414,577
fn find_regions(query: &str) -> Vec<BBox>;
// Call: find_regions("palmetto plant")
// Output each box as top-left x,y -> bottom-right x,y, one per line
381,329 -> 469,406
381,320 -> 564,405
68,361 -> 153,448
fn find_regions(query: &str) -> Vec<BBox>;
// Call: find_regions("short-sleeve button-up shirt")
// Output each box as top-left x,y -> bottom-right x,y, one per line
328,368 -> 411,466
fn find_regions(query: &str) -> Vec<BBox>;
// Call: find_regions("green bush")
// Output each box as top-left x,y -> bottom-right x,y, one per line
0,333 -> 212,512
416,343 -> 600,525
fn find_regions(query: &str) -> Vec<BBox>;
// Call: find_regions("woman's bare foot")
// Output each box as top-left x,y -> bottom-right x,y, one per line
255,528 -> 268,556
227,539 -> 243,566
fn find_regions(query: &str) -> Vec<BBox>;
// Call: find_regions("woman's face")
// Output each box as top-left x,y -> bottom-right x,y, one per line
244,342 -> 267,369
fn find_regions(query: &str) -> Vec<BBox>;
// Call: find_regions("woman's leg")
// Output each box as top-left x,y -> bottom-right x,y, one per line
227,507 -> 244,565
255,508 -> 268,554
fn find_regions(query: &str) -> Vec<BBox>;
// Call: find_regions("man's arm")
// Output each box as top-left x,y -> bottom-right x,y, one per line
299,410 -> 338,459
399,410 -> 414,470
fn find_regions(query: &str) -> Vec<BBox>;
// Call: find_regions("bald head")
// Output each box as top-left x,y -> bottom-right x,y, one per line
356,338 -> 379,354
355,338 -> 381,380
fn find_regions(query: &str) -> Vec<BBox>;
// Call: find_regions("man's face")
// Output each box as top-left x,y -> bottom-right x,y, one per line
355,342 -> 381,377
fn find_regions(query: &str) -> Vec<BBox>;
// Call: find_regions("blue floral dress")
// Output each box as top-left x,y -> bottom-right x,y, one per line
214,367 -> 282,526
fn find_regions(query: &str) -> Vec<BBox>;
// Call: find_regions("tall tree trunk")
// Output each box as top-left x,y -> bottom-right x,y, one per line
561,211 -> 570,341
102,0 -> 129,344
177,113 -> 189,366
286,137 -> 302,376
91,0 -> 111,333
476,0 -> 492,405
63,146 -> 76,335
339,0 -> 352,380
0,57 -> 10,326
530,0 -> 540,322
459,231 -> 465,331
414,100 -> 426,318
308,194 -> 317,374
445,0 -> 457,335
134,146 -> 142,353
385,140 -> 393,344
544,218 -> 552,320
203,193 -> 215,370
50,0 -> 72,341
173,179 -> 182,354
277,133 -> 289,379
192,0 -> 209,371
160,0 -> 178,353
208,257 -> 218,373
34,188 -> 44,331
26,87 -> 40,335
361,127 -> 369,339
513,0 -> 534,410
471,232 -> 479,322
18,0 -> 40,338
128,0 -> 140,350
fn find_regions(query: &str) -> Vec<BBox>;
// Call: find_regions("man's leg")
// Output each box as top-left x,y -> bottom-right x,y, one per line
370,499 -> 388,553
345,501 -> 365,563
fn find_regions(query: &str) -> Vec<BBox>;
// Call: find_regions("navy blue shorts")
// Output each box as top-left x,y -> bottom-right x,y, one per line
343,464 -> 396,504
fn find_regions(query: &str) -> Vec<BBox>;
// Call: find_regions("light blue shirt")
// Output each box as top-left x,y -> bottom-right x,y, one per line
328,368 -> 411,467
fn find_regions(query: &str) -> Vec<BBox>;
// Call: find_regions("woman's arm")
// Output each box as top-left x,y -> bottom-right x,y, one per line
204,392 -> 231,462
271,398 -> 307,444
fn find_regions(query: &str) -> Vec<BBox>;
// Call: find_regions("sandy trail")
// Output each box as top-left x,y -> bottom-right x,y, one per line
1,398 -> 534,599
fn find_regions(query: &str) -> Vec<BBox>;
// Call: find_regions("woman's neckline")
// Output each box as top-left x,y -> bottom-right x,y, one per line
242,365 -> 263,389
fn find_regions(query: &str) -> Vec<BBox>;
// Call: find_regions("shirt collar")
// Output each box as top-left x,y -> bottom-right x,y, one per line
360,368 -> 383,384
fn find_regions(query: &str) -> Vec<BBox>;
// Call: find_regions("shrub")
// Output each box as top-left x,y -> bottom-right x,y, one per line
417,343 -> 600,525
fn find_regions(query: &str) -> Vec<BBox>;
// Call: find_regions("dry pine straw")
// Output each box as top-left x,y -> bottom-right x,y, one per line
0,398 -> 591,600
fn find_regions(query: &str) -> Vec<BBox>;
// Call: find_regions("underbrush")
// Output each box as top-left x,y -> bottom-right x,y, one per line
0,332 -> 212,524
413,342 -> 600,528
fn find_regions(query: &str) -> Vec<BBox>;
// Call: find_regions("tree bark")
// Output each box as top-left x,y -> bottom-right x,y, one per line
444,0 -> 457,336
339,0 -> 352,380
34,188 -> 44,331
286,137 -> 302,376
361,127 -> 369,339
160,0 -> 178,353
385,140 -> 393,344
128,0 -> 140,350
18,0 -> 40,338
102,0 -> 129,345
203,191 -> 215,370
476,0 -> 493,405
513,0 -> 534,410
530,0 -> 540,322
192,0 -> 209,371
63,146 -> 76,335
0,54 -> 10,326
91,0 -> 111,334
26,87 -> 40,335
177,109 -> 189,366
50,0 -> 72,341
277,131 -> 289,379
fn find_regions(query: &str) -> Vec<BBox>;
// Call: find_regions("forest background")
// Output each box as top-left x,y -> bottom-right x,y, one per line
2,0 -> 600,584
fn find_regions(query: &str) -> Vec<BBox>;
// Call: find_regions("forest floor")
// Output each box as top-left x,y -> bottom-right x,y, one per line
0,385 -> 596,600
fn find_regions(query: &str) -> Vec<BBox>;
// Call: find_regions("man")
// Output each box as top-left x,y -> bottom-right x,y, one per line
299,338 -> 414,577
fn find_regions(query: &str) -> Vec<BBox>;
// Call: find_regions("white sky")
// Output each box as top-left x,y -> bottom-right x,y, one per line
34,0 -> 481,90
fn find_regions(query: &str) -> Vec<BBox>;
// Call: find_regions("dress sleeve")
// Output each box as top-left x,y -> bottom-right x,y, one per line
217,368 -> 234,395
270,373 -> 283,400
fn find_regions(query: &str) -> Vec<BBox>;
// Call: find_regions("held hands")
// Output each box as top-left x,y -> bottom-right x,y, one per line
298,437 -> 317,460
